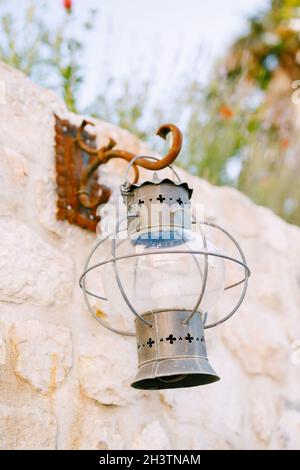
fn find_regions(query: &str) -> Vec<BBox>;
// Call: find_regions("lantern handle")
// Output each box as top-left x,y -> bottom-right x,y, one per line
122,155 -> 181,189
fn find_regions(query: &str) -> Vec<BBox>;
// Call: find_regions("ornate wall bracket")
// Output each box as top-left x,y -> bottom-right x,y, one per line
55,114 -> 111,231
54,115 -> 182,232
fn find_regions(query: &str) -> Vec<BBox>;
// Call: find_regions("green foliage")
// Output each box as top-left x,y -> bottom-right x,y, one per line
161,0 -> 300,225
0,5 -> 43,74
175,64 -> 300,225
0,2 -> 96,112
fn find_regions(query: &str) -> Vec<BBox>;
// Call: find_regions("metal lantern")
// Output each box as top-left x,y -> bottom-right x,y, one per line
79,124 -> 250,391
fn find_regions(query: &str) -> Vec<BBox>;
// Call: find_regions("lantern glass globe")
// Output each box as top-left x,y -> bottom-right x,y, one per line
101,228 -> 225,319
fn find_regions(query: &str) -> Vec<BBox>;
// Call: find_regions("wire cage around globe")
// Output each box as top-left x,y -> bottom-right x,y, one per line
79,218 -> 250,334
79,217 -> 250,390
102,227 -> 225,326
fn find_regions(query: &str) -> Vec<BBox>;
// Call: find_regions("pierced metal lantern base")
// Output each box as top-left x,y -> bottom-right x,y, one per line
131,310 -> 220,390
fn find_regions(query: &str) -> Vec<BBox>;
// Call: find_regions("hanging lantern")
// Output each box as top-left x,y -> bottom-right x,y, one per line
79,124 -> 250,390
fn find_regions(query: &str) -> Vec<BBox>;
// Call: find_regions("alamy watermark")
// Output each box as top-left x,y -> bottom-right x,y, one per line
95,195 -> 206,240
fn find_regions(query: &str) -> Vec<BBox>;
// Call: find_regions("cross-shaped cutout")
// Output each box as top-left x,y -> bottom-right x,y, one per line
166,334 -> 176,344
185,333 -> 194,343
147,338 -> 155,348
176,197 -> 183,206
138,199 -> 144,205
157,194 -> 166,203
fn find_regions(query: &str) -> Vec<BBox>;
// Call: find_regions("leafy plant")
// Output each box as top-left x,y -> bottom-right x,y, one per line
0,1 -> 96,111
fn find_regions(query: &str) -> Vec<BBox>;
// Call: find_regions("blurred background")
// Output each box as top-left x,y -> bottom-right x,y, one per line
1,0 -> 300,225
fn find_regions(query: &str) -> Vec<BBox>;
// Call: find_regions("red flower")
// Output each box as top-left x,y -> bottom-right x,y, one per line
219,105 -> 233,120
63,0 -> 72,11
280,138 -> 289,150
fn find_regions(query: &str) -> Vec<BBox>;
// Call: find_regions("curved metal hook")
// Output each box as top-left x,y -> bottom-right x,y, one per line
75,121 -> 183,209
104,123 -> 182,172
76,121 -> 139,208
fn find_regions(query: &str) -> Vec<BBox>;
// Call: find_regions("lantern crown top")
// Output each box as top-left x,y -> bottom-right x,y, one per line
121,177 -> 194,200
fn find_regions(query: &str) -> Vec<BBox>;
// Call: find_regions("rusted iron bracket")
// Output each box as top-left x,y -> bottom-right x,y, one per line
54,115 -> 182,232
55,114 -> 111,231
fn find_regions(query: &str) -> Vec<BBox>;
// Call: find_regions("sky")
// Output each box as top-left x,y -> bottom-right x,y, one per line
75,0 -> 270,107
3,0 -> 270,108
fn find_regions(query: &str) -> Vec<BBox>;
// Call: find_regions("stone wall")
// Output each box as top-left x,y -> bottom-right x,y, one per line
0,61 -> 300,450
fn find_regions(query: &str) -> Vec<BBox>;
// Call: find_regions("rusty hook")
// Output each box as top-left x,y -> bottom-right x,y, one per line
76,121 -> 182,209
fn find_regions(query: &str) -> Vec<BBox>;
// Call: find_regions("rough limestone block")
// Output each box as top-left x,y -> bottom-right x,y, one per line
273,409 -> 300,449
79,332 -> 139,406
160,351 -> 245,450
0,145 -> 28,186
0,145 -> 28,217
11,320 -> 72,393
0,218 -> 74,306
0,336 -> 6,365
221,308 -> 288,381
250,395 -> 276,445
131,421 -> 171,450
74,413 -> 124,450
0,403 -> 57,450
